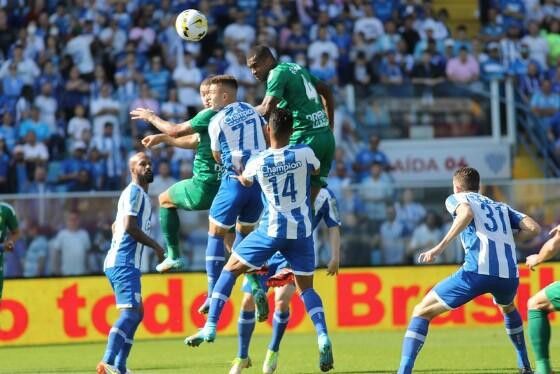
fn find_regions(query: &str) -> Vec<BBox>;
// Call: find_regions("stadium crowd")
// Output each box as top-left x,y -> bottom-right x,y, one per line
1,0 -> 559,276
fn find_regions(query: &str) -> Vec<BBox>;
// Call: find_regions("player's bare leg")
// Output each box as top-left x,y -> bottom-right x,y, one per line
294,274 -> 333,372
156,190 -> 185,272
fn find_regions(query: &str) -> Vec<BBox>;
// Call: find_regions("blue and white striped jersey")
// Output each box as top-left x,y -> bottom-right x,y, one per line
313,187 -> 342,230
243,144 -> 320,239
104,183 -> 152,271
209,102 -> 267,174
445,192 -> 525,279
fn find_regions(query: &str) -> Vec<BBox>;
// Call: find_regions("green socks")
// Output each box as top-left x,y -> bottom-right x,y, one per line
159,207 -> 180,260
528,309 -> 552,374
246,274 -> 262,294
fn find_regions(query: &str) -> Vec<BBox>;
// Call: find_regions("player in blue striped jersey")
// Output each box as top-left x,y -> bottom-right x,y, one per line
185,108 -> 334,372
97,153 -> 164,374
230,187 -> 341,374
397,167 -> 541,374
199,75 -> 268,316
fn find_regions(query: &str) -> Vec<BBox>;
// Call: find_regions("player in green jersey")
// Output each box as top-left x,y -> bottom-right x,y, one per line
130,78 -> 222,273
246,45 -> 335,202
527,225 -> 560,374
0,201 -> 19,301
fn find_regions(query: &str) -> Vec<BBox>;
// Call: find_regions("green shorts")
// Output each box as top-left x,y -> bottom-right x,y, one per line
544,281 -> 560,311
290,129 -> 335,188
167,178 -> 220,211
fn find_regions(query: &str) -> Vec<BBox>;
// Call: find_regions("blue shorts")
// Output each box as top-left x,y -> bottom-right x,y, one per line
209,176 -> 263,228
241,252 -> 289,293
433,268 -> 519,310
105,266 -> 142,309
233,230 -> 315,276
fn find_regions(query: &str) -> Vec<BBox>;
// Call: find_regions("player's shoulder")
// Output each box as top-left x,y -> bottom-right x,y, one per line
0,202 -> 16,216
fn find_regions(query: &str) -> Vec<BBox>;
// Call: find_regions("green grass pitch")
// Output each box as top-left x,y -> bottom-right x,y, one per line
1,327 -> 559,373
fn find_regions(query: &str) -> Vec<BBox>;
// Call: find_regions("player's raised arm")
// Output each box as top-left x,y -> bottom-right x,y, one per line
419,202 -> 473,263
314,79 -> 335,130
130,108 -> 195,137
142,133 -> 200,150
526,225 -> 560,270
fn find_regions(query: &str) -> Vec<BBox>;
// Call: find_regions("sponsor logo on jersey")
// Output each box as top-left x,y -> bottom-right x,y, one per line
261,161 -> 303,177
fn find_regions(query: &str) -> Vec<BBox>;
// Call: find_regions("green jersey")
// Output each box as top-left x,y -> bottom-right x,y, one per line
265,62 -> 330,136
190,108 -> 221,185
0,202 -> 18,243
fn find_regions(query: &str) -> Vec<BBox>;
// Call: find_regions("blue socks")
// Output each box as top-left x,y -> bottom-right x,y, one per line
114,311 -> 143,373
269,310 -> 290,352
205,234 -> 225,301
102,309 -> 142,366
208,270 -> 237,325
398,316 -> 429,374
504,309 -> 531,369
233,231 -> 247,250
237,310 -> 256,359
301,288 -> 327,336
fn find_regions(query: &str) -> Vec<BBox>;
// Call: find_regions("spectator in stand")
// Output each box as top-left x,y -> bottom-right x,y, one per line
144,55 -> 170,101
161,88 -> 186,124
353,4 -> 384,43
480,8 -> 504,43
0,43 -> 40,85
379,50 -> 404,87
531,78 -> 560,130
500,24 -> 522,68
0,136 -> 10,193
22,165 -> 53,194
481,42 -> 506,82
0,112 -> 16,151
64,25 -> 95,80
89,147 -> 106,190
396,39 -> 415,76
34,82 -> 57,134
310,52 -> 338,85
376,20 -> 401,54
286,22 -> 309,58
129,14 -> 156,57
359,162 -> 394,226
89,66 -> 108,102
361,98 -> 391,128
21,130 -> 49,166
90,83 -> 120,138
373,0 -> 396,23
91,122 -> 124,191
70,168 -> 95,192
15,84 -> 34,123
130,83 -> 160,138
0,10 -> 15,58
58,141 -> 91,191
51,211 -> 91,276
543,19 -> 560,67
67,104 -> 91,144
407,210 -> 443,265
150,159 -> 177,197
375,204 -> 407,265
452,25 -> 472,54
519,62 -> 543,103
23,222 -> 49,277
310,11 -> 336,41
500,0 -> 526,29
224,10 -> 256,53
60,66 -> 90,120
18,107 -> 51,144
354,135 -> 391,182
395,188 -> 427,233
400,16 -> 420,55
173,52 -> 202,118
2,64 -> 24,112
226,49 -> 257,101
399,0 -> 424,19
446,46 -> 480,87
414,27 -> 443,60
522,21 -> 549,69
308,26 -> 339,66
509,43 -> 537,78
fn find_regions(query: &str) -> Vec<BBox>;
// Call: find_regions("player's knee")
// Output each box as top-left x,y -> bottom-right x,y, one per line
498,303 -> 516,314
275,298 -> 290,313
236,224 -> 255,235
527,294 -> 549,311
208,222 -> 227,237
158,191 -> 174,208
241,294 -> 255,311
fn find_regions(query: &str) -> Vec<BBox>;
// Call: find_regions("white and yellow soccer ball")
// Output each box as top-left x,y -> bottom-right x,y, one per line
175,9 -> 208,42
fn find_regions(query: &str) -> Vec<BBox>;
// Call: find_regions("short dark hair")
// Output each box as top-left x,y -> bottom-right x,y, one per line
210,74 -> 238,91
453,167 -> 480,191
247,45 -> 274,62
268,108 -> 293,137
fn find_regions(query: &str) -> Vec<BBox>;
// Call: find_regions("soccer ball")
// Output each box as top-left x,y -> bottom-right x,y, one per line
175,9 -> 208,42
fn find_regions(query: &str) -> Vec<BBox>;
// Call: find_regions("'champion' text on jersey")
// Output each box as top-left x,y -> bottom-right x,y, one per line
104,183 -> 152,270
446,192 -> 525,279
243,145 -> 320,239
209,102 -> 267,173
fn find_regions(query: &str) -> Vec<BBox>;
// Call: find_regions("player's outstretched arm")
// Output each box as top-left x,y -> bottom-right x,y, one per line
142,134 -> 199,150
515,215 -> 542,242
315,80 -> 335,130
3,228 -> 19,252
326,226 -> 340,276
526,225 -> 560,270
124,215 -> 165,262
130,108 -> 194,137
419,203 -> 473,263
256,95 -> 280,118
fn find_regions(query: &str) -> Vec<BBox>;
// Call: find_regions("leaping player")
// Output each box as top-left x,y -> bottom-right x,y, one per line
396,167 -> 541,374
185,108 -> 335,373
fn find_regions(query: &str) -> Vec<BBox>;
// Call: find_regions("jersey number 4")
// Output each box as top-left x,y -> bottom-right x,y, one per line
302,76 -> 319,103
269,173 -> 297,206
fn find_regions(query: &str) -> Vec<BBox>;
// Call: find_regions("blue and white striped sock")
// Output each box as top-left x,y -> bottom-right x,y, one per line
269,310 -> 290,352
102,310 -> 139,365
207,270 -> 237,325
398,317 -> 429,374
115,311 -> 142,373
237,310 -> 256,359
301,288 -> 327,336
504,309 -> 530,368
205,234 -> 225,300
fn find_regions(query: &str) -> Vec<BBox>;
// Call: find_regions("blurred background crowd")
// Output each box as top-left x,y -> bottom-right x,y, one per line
1,0 -> 559,277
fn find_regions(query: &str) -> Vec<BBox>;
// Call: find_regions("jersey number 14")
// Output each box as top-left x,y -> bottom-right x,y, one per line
269,173 -> 298,206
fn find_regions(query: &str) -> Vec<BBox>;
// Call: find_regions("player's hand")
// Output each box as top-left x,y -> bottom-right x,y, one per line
130,108 -> 156,122
525,254 -> 541,271
3,240 -> 14,252
326,258 -> 339,276
418,245 -> 444,264
142,134 -> 164,148
154,246 -> 165,263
